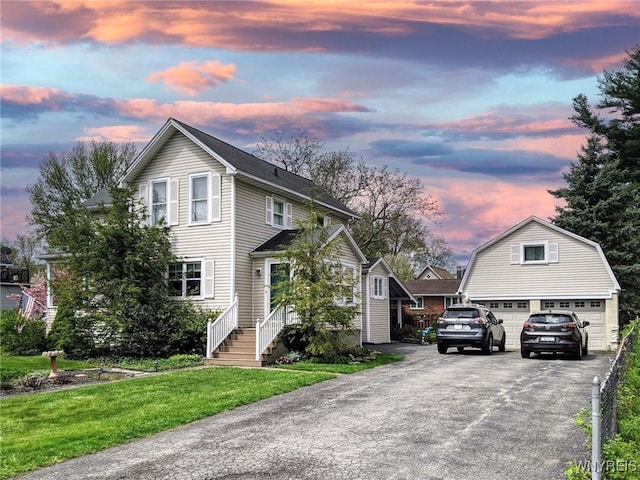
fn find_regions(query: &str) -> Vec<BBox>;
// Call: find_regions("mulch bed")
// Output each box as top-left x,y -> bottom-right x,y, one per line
1,369 -> 142,398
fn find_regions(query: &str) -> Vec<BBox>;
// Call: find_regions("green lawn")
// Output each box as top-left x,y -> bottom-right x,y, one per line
0,352 -> 404,479
0,356 -> 95,383
1,367 -> 336,479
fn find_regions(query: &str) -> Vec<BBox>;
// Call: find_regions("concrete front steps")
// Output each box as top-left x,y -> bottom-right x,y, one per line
204,328 -> 268,367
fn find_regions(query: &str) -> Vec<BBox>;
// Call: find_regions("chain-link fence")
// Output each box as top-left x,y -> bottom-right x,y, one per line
598,324 -> 637,446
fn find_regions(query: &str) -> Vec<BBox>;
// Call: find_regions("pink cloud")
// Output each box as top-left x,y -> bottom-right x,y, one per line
148,61 -> 237,96
425,178 -> 564,259
0,84 -> 73,107
76,125 -> 154,144
2,2 -> 637,48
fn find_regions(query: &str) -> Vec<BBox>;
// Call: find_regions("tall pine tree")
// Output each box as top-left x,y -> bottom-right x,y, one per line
550,46 -> 640,324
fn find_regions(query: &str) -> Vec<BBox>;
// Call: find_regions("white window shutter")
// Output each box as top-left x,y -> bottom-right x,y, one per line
204,260 -> 215,298
510,244 -> 520,264
169,180 -> 179,226
285,202 -> 293,228
138,184 -> 148,224
265,196 -> 273,225
211,173 -> 221,222
548,242 -> 559,263
383,278 -> 388,299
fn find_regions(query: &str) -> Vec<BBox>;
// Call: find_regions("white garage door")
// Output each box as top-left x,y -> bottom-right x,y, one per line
482,300 -> 607,351
541,299 -> 606,351
484,301 -> 530,350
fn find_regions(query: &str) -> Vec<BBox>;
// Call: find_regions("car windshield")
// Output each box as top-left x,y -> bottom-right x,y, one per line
528,314 -> 572,324
443,309 -> 479,319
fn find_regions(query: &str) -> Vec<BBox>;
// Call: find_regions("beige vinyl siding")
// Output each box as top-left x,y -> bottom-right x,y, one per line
129,132 -> 232,311
464,222 -> 616,298
366,262 -> 390,344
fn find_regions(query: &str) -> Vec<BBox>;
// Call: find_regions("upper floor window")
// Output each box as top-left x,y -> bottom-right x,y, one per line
265,196 -> 292,228
511,241 -> 559,265
140,177 -> 178,226
524,245 -> 545,262
372,276 -> 387,299
188,172 -> 221,225
151,179 -> 168,225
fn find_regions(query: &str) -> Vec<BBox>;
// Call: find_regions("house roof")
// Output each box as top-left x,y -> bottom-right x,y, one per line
250,224 -> 368,263
405,279 -> 462,296
363,257 -> 414,301
83,188 -> 113,210
458,215 -> 621,292
416,265 -> 455,280
121,118 -> 359,220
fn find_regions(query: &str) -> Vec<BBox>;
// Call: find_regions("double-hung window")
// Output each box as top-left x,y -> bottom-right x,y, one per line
151,179 -> 168,225
265,196 -> 292,228
372,276 -> 387,299
188,172 -> 221,225
142,177 -> 177,226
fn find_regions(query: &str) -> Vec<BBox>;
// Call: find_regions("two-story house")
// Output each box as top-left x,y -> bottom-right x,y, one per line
42,118 -> 410,364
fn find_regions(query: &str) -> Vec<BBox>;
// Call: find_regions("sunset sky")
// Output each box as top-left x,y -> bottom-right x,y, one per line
1,1 -> 638,266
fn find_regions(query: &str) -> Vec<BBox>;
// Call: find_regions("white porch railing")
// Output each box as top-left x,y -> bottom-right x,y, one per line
206,294 -> 238,359
256,305 -> 289,361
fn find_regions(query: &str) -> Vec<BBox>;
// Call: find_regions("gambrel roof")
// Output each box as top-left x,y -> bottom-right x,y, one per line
121,118 -> 358,220
458,215 -> 621,293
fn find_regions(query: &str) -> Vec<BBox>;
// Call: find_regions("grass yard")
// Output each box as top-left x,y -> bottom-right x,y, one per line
0,356 -> 95,384
0,367 -> 336,479
0,352 -> 404,479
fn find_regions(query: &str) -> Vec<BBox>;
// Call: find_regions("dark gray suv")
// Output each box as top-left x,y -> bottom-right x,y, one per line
520,310 -> 589,359
436,303 -> 506,354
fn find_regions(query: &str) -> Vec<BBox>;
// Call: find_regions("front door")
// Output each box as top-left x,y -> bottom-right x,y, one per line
268,262 -> 290,313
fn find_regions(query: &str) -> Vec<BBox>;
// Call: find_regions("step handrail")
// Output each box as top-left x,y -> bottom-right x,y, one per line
206,294 -> 238,358
255,305 -> 288,361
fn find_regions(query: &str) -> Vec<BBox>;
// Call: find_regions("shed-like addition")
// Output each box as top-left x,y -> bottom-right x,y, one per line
458,216 -> 620,351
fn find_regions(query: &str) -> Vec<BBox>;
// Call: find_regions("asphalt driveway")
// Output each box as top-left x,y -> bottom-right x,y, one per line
17,344 -> 613,480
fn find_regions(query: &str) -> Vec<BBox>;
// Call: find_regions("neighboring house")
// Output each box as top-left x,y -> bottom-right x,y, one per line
40,118 -> 403,363
361,257 -> 414,343
416,265 -> 456,280
403,278 -> 463,327
1,246 -> 30,310
458,216 -> 621,351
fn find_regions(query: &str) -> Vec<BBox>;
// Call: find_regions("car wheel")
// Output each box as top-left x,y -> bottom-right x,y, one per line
457,346 -> 464,353
437,343 -> 448,354
574,344 -> 583,360
520,349 -> 530,359
482,334 -> 493,355
498,334 -> 506,352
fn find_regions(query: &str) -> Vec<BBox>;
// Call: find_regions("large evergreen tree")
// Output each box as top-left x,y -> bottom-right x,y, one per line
550,46 -> 640,324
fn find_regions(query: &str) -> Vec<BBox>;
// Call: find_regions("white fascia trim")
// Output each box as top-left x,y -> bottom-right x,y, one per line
365,271 -> 371,343
466,293 -> 616,300
230,173 -> 237,303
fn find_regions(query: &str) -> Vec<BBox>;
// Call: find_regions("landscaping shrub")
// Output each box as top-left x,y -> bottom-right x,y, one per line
0,308 -> 46,356
47,302 -> 95,359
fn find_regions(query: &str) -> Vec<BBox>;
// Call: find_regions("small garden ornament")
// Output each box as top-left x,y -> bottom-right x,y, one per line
42,350 -> 65,378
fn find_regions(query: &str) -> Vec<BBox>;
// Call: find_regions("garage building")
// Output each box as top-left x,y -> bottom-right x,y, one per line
458,216 -> 620,351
